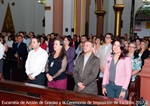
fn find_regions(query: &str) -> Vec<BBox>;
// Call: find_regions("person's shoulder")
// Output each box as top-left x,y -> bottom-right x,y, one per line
100,44 -> 105,48
70,46 -> 75,50
28,49 -> 34,55
78,54 -> 84,59
124,56 -> 131,62
21,42 -> 26,45
21,42 -> 27,46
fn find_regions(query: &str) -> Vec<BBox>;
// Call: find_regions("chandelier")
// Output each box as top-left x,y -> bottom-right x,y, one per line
142,0 -> 150,3
38,0 -> 46,4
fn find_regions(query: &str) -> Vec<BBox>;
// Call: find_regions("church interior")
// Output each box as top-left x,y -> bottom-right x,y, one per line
0,0 -> 150,106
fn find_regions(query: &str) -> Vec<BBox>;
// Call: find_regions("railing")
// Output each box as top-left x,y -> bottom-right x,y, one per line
0,80 -> 132,106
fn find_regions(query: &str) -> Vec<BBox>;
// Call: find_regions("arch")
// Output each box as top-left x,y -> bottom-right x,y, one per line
135,3 -> 150,21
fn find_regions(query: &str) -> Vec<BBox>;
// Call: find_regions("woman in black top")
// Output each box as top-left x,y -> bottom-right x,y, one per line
138,40 -> 150,66
46,38 -> 67,90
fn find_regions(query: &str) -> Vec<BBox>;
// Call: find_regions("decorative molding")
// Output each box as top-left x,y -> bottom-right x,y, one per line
73,0 -> 77,34
1,3 -> 15,33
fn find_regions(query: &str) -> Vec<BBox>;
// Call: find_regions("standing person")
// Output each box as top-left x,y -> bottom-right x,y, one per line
64,36 -> 75,74
93,37 -> 101,58
75,35 -> 81,50
12,35 -> 28,81
102,40 -> 132,99
73,41 -> 100,95
0,41 -> 5,79
75,35 -> 87,56
46,38 -> 67,90
48,33 -> 55,54
40,35 -> 47,50
135,38 -> 141,50
13,35 -> 28,63
0,35 -> 8,52
99,33 -> 114,77
138,40 -> 150,66
128,42 -> 142,81
25,36 -> 48,86
124,40 -> 129,53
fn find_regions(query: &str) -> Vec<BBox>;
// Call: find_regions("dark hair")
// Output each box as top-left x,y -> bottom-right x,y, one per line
129,42 -> 139,59
29,31 -> 34,35
77,35 -> 81,42
0,33 -> 4,39
40,35 -> 46,44
112,39 -> 127,59
8,36 -> 12,39
64,36 -> 72,46
95,37 -> 101,44
54,38 -> 66,61
17,35 -> 23,38
81,35 -> 88,40
135,38 -> 141,42
104,33 -> 114,41
95,37 -> 101,41
19,31 -> 24,35
32,35 -> 41,43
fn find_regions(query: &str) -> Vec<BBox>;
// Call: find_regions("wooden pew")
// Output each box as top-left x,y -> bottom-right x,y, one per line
128,75 -> 141,103
3,58 -> 25,82
0,80 -> 133,106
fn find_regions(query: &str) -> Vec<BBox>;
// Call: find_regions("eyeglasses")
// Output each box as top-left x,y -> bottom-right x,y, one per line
128,46 -> 136,48
105,37 -> 111,39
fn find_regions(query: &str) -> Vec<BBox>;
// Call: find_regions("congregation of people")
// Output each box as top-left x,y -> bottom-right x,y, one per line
0,31 -> 150,100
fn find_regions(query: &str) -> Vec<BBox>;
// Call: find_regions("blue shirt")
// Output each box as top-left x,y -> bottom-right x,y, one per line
131,55 -> 142,81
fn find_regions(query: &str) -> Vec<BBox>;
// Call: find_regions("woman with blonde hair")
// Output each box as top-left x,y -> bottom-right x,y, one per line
138,40 -> 150,66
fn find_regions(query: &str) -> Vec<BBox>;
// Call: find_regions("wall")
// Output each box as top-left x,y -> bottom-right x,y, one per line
0,0 -> 149,37
88,0 -> 149,38
45,0 -> 53,35
63,0 -> 74,36
121,0 -> 132,36
89,0 -> 96,36
104,0 -> 115,35
134,1 -> 150,38
89,0 -> 132,37
0,0 -> 45,35
134,21 -> 150,37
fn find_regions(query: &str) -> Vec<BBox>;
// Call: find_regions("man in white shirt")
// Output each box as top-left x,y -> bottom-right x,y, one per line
25,36 -> 48,86
6,36 -> 14,48
0,42 -> 5,79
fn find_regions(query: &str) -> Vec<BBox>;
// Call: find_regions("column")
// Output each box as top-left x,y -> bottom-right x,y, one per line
73,0 -> 81,35
53,0 -> 63,35
113,0 -> 124,38
85,0 -> 90,36
129,0 -> 135,40
81,0 -> 85,35
95,0 -> 106,37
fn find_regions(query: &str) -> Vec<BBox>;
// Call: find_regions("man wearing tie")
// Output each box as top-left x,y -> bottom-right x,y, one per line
12,35 -> 28,80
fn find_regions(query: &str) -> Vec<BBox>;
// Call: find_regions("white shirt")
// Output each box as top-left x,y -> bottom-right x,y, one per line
83,55 -> 90,70
104,43 -> 111,54
6,40 -> 14,48
25,47 -> 48,78
0,43 -> 5,59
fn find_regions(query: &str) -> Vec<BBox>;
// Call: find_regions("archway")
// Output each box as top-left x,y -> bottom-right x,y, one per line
134,3 -> 150,38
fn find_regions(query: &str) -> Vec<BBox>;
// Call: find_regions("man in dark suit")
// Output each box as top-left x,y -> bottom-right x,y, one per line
13,35 -> 28,62
13,35 -> 28,81
73,41 -> 100,95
